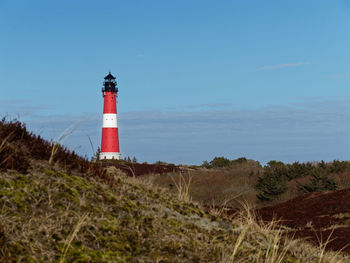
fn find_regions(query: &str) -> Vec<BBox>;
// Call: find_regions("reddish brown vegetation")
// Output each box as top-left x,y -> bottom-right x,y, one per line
0,118 -> 178,179
100,161 -> 179,176
256,189 -> 350,253
0,119 -> 118,185
0,118 -> 90,173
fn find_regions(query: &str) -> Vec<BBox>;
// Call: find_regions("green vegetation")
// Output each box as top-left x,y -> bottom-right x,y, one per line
0,168 -> 231,262
1,167 -> 348,262
202,157 -> 251,168
256,162 -> 288,201
255,160 -> 346,201
299,169 -> 338,193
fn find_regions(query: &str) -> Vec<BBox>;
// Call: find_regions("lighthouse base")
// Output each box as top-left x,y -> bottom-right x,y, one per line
100,152 -> 121,160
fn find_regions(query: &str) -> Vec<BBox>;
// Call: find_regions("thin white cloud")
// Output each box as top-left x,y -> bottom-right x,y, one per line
0,99 -> 27,105
6,98 -> 350,165
328,73 -> 350,78
184,103 -> 233,110
0,100 -> 53,118
259,62 -> 311,71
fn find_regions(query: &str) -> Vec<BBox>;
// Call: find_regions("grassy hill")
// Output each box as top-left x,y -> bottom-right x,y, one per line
0,119 -> 349,262
1,165 -> 233,262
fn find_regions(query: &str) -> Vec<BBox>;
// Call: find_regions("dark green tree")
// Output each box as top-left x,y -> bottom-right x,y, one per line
299,169 -> 337,193
209,157 -> 231,168
256,168 -> 287,201
287,162 -> 314,180
255,161 -> 288,201
201,160 -> 211,168
327,160 -> 347,173
92,146 -> 101,161
231,157 -> 248,165
318,160 -> 327,170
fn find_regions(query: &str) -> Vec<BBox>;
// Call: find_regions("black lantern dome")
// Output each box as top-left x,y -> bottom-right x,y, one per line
102,72 -> 118,92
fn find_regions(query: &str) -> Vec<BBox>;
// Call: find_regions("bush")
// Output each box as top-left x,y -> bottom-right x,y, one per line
0,145 -> 30,173
255,159 -> 348,201
0,118 -> 93,174
286,162 -> 314,180
327,160 -> 347,173
299,169 -> 338,193
202,156 -> 249,168
231,157 -> 248,164
209,157 -> 231,168
201,160 -> 211,168
256,162 -> 288,201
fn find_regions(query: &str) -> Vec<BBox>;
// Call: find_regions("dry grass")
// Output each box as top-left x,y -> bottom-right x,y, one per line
149,162 -> 350,210
0,132 -> 15,167
0,131 -> 14,153
334,171 -> 350,190
0,166 -> 232,262
49,125 -> 75,165
225,203 -> 293,263
305,225 -> 350,263
170,172 -> 193,202
1,164 -> 349,262
116,162 -> 136,178
0,118 -> 98,174
60,213 -> 89,263
220,203 -> 350,263
132,172 -> 350,262
208,200 -> 233,218
147,161 -> 261,208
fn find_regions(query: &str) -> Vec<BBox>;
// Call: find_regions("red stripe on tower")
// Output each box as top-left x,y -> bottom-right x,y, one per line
100,72 -> 121,160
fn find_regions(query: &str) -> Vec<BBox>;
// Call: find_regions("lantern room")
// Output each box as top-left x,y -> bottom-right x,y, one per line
102,72 -> 118,93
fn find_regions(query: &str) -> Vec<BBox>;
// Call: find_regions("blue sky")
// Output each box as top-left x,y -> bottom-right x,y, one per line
1,0 -> 350,164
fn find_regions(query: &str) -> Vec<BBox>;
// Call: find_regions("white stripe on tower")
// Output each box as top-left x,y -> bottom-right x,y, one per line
102,113 -> 118,128
100,152 -> 120,159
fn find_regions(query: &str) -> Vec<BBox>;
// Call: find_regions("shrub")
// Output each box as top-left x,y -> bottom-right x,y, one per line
209,157 -> 231,168
231,157 -> 248,164
255,159 -> 348,201
299,169 -> 338,193
201,160 -> 211,168
0,118 -> 93,174
202,157 -> 250,168
286,162 -> 314,180
327,160 -> 347,173
255,164 -> 287,201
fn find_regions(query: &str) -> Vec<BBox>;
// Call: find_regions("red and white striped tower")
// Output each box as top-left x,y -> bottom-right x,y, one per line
100,72 -> 121,160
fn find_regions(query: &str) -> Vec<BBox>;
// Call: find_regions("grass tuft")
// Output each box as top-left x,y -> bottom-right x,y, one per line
60,213 -> 89,263
170,172 -> 192,202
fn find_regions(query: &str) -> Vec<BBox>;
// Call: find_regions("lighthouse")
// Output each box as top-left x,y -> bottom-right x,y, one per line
100,72 -> 121,160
